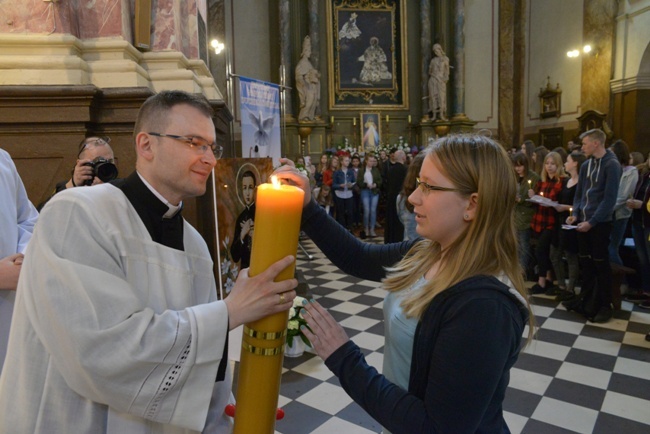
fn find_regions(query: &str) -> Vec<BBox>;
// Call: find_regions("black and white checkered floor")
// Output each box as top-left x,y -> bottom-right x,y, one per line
233,237 -> 650,434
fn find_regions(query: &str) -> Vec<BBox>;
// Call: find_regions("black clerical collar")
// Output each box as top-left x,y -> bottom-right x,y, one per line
117,172 -> 185,250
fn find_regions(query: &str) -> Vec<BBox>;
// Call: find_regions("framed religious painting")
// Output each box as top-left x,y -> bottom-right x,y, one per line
214,158 -> 274,300
360,113 -> 381,151
327,0 -> 408,109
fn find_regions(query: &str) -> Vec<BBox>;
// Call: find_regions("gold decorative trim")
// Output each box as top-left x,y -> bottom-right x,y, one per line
243,326 -> 287,340
241,342 -> 285,356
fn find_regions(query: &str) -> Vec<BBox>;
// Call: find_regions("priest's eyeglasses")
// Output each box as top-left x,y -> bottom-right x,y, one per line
415,178 -> 461,195
148,132 -> 223,159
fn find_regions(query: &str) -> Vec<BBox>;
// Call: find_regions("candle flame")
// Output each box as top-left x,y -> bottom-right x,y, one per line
271,175 -> 281,188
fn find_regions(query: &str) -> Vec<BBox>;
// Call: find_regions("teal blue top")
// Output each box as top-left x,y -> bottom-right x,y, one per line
382,277 -> 425,390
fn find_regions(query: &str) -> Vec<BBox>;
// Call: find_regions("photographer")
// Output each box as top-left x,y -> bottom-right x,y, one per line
38,136 -> 118,210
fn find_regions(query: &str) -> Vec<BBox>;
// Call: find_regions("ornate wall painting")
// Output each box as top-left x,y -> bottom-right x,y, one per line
327,0 -> 408,109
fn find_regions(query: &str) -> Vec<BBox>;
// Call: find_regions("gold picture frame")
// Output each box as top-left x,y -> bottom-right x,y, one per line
327,0 -> 408,110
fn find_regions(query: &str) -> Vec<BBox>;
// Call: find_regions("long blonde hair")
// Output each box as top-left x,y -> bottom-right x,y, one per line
540,151 -> 566,182
383,135 -> 534,339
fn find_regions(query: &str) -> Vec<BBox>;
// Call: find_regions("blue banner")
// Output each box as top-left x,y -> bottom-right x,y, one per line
238,76 -> 281,164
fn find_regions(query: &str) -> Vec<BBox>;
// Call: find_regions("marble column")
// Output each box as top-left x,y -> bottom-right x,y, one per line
451,0 -> 467,120
308,0 -> 321,118
498,0 -> 525,147
279,0 -> 294,116
581,0 -> 617,115
420,0 -> 432,119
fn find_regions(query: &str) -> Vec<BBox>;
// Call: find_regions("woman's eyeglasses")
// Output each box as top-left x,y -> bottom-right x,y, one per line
148,132 -> 223,159
415,177 -> 461,195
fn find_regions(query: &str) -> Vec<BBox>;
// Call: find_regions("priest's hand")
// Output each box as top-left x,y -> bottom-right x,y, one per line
300,299 -> 350,361
273,158 -> 312,207
0,253 -> 24,291
224,255 -> 297,329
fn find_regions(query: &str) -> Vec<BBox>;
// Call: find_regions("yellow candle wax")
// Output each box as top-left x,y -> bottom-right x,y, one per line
233,176 -> 304,434
386,114 -> 389,122
569,207 -> 573,217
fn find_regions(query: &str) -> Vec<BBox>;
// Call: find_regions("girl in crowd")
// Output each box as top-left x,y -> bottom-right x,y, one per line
396,153 -> 424,241
314,154 -> 328,188
513,151 -> 540,279
528,151 -> 565,294
332,155 -> 356,230
551,151 -> 587,300
276,134 -> 533,433
315,184 -> 334,217
532,146 -> 549,177
609,140 -> 639,265
357,154 -> 382,238
521,140 -> 536,166
322,155 -> 339,188
350,155 -> 362,228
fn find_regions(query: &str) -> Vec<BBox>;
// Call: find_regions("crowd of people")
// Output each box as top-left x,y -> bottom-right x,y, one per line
306,146 -> 418,243
510,130 -> 650,323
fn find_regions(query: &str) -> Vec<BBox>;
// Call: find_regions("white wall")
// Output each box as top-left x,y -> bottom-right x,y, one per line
525,0 -> 583,130
465,0 -> 499,129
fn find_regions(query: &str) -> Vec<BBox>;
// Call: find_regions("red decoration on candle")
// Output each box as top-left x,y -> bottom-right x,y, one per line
225,404 -> 236,417
276,408 -> 285,420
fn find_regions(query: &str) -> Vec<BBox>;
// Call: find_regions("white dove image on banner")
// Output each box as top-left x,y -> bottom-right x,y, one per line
239,76 -> 281,165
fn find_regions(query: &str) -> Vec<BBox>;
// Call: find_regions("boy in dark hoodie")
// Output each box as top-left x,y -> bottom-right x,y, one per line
565,128 -> 621,322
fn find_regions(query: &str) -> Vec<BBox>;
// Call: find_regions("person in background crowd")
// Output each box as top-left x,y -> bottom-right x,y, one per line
314,153 -> 328,188
521,140 -> 536,167
528,151 -> 565,294
626,152 -> 650,305
513,151 -> 540,280
397,153 -> 424,241
551,151 -> 587,301
532,146 -> 549,177
332,155 -> 356,231
608,140 -> 638,266
357,153 -> 382,239
384,150 -> 407,243
565,129 -> 622,323
322,154 -> 339,188
37,136 -> 118,210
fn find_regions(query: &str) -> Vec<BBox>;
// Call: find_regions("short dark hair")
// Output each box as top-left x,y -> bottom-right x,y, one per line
134,90 -> 213,139
568,151 -> 587,171
512,151 -> 530,174
610,139 -> 630,166
579,128 -> 606,145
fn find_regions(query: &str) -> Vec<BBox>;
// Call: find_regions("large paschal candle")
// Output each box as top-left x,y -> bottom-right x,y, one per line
233,175 -> 304,434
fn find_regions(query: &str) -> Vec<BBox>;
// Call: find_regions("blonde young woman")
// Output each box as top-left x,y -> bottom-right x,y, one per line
276,135 -> 533,433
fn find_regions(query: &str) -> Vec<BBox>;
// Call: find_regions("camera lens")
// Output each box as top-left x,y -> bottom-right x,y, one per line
95,160 -> 118,183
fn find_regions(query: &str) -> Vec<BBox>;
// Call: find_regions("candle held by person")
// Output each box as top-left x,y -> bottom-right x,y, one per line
233,176 -> 304,434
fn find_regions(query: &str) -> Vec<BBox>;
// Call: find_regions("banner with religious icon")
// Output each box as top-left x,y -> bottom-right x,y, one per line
238,76 -> 281,165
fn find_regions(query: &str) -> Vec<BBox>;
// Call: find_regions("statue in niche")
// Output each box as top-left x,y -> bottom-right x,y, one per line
428,43 -> 450,120
295,35 -> 321,121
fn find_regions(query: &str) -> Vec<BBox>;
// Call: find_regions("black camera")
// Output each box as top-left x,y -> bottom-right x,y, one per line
82,157 -> 118,186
